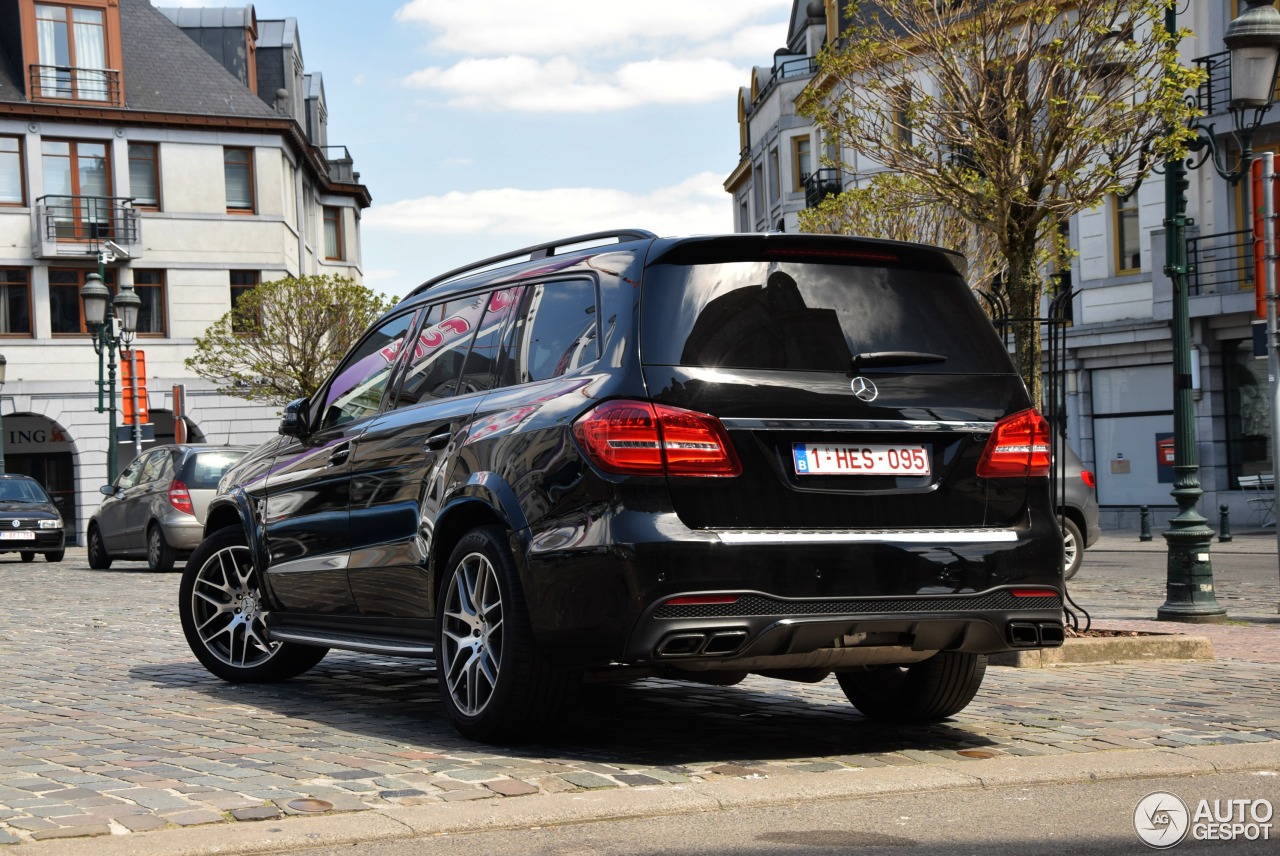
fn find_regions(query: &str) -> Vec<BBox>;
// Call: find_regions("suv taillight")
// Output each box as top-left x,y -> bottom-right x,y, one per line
572,400 -> 742,477
168,480 -> 195,515
976,409 -> 1050,478
1080,469 -> 1096,489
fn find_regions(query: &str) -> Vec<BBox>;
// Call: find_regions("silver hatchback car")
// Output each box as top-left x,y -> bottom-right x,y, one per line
87,444 -> 251,572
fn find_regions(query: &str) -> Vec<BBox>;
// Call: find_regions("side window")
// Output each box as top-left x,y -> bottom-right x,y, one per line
503,279 -> 598,385
137,451 -> 169,486
395,297 -> 486,407
457,287 -> 522,394
115,455 -> 148,489
319,311 -> 417,431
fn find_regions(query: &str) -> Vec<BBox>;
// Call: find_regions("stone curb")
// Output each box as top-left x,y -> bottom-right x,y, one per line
989,635 -> 1215,667
25,743 -> 1280,856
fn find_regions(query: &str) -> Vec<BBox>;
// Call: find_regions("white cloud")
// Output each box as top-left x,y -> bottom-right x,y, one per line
403,55 -> 743,111
364,172 -> 731,239
394,0 -> 791,57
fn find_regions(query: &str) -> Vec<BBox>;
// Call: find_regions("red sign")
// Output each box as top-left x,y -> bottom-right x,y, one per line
120,349 -> 149,424
1157,436 -> 1175,467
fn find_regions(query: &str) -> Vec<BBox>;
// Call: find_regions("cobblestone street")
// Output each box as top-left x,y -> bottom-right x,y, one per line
1,543 -> 1278,845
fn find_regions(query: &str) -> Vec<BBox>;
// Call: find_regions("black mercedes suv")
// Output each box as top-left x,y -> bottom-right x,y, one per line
180,230 -> 1064,742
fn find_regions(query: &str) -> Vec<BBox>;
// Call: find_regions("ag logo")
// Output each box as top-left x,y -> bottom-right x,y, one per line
850,376 -> 878,402
1134,791 -> 1190,849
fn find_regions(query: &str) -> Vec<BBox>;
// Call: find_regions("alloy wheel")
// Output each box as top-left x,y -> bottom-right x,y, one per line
440,551 -> 505,717
188,544 -> 278,669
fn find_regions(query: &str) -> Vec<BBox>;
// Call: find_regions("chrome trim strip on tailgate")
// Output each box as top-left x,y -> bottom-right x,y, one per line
720,418 -> 996,433
716,529 -> 1019,544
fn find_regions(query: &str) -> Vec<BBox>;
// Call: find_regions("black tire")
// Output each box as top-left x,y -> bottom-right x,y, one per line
44,551 -> 65,563
435,525 -> 574,742
147,524 -> 177,573
1061,517 -> 1084,581
19,551 -> 34,563
836,652 -> 988,721
87,525 -> 112,570
179,525 -> 328,683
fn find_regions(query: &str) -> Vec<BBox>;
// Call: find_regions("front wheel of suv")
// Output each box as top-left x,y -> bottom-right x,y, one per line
179,526 -> 328,682
436,525 -> 574,742
836,652 -> 987,721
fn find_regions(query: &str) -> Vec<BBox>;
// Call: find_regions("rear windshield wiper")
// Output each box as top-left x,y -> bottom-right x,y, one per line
851,351 -> 947,371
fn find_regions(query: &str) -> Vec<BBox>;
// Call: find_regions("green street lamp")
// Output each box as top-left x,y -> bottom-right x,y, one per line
1159,0 -> 1280,622
0,354 -> 7,474
82,267 -> 141,484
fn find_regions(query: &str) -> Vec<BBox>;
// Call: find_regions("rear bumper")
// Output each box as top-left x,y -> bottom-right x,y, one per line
520,511 -> 1064,667
156,512 -> 203,552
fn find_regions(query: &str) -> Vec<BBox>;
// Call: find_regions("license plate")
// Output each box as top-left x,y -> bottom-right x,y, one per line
0,531 -> 34,540
792,443 -> 931,476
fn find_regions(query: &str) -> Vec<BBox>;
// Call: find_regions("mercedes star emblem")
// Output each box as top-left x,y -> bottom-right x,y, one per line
850,376 -> 879,402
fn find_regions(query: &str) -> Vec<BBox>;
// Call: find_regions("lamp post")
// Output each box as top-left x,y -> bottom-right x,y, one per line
82,263 -> 140,484
1159,0 -> 1280,622
0,354 -> 7,474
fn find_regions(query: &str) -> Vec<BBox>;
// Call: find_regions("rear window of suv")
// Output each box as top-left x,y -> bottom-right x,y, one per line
640,261 -> 1011,374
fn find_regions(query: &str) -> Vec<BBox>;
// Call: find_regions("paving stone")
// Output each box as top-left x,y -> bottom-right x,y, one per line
114,814 -> 168,832
29,824 -> 111,841
230,806 -> 284,822
440,789 -> 497,802
484,780 -> 539,797
162,810 -> 225,827
559,772 -> 618,790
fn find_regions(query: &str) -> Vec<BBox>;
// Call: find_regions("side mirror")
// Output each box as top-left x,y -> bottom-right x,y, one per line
99,484 -> 116,497
279,397 -> 311,438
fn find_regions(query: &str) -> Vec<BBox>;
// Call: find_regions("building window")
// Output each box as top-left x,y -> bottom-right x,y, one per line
0,269 -> 32,336
128,143 -> 159,209
768,147 -> 781,203
792,136 -> 811,192
42,139 -> 112,239
0,136 -> 25,205
132,270 -> 166,336
892,85 -> 914,147
49,268 -> 115,335
230,270 -> 258,332
1114,192 -> 1140,274
32,3 -> 111,102
323,206 -> 343,260
224,147 -> 254,212
752,164 -> 764,219
739,200 -> 749,233
1224,338 -> 1272,486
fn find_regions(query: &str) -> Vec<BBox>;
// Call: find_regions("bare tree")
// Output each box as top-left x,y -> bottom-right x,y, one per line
799,0 -> 1200,404
186,274 -> 396,405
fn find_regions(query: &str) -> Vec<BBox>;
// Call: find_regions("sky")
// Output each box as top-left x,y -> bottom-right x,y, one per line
154,0 -> 796,299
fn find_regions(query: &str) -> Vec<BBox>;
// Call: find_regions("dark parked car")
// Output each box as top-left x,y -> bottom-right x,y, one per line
1058,446 -> 1100,580
0,474 -> 65,562
88,444 -> 251,572
180,230 -> 1065,742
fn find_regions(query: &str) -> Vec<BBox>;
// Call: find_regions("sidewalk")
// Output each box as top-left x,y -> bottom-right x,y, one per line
1091,527 -> 1280,555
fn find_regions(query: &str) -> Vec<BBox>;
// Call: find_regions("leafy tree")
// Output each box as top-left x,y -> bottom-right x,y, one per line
798,0 -> 1201,405
185,274 -> 396,405
800,171 -> 1007,294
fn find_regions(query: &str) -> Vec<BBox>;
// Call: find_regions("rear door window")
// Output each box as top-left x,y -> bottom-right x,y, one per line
501,279 -> 598,385
640,261 -> 1010,374
394,296 -> 486,406
457,287 -> 522,394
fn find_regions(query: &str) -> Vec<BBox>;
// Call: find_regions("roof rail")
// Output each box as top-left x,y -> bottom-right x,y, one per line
407,229 -> 657,297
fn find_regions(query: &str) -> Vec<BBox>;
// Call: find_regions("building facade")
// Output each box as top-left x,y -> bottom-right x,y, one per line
0,0 -> 370,541
728,0 -> 1277,530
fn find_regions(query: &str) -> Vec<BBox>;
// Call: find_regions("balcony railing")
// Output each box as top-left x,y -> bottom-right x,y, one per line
32,196 -> 140,259
804,169 -> 842,208
1187,228 -> 1252,296
28,64 -> 122,106
1194,52 -> 1231,117
752,57 -> 818,108
322,146 -> 356,183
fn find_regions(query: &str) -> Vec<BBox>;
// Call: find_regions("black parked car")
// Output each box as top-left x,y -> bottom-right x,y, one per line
180,231 -> 1064,742
0,474 -> 65,562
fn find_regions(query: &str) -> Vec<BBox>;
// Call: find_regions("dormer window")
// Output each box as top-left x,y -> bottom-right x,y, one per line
23,1 -> 124,105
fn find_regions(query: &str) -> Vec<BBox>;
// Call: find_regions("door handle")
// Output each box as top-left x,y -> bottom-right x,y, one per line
328,443 -> 351,466
426,431 -> 451,451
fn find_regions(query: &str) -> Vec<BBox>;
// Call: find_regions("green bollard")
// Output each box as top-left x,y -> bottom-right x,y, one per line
1139,505 -> 1152,541
1219,503 -> 1233,543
